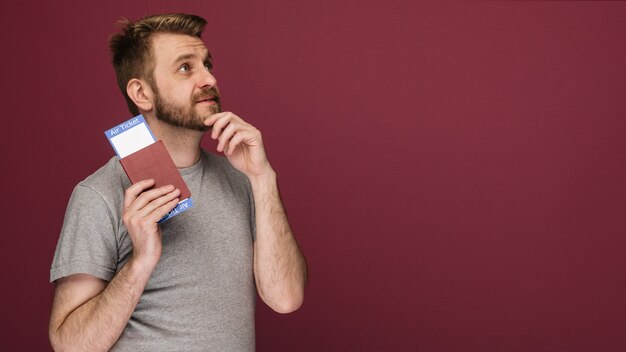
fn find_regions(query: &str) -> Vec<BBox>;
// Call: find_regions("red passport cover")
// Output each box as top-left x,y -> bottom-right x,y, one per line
119,140 -> 192,200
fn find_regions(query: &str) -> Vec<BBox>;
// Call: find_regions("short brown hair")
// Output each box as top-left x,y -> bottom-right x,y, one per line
109,13 -> 207,115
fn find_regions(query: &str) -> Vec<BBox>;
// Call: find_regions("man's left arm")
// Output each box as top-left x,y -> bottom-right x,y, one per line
205,112 -> 307,313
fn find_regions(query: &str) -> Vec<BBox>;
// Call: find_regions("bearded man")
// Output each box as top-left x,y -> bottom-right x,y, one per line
49,13 -> 307,352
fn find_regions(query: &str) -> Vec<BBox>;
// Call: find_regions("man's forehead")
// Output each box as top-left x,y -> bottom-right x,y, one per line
152,33 -> 210,62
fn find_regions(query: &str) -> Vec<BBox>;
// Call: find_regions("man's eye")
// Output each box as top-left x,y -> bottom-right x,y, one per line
204,62 -> 213,71
179,64 -> 190,72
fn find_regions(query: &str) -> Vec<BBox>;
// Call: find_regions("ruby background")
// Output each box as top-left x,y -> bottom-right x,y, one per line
1,1 -> 625,351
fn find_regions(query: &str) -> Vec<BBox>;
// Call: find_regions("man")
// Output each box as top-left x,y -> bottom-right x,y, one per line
49,13 -> 307,351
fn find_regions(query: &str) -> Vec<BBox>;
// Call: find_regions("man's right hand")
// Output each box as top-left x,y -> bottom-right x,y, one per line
122,179 -> 180,269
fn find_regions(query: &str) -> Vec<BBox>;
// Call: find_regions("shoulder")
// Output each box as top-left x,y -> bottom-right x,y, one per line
71,157 -> 129,212
79,157 -> 128,191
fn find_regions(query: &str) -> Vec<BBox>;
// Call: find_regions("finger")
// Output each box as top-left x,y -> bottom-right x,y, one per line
226,130 -> 254,155
210,112 -> 234,140
127,184 -> 175,212
123,179 -> 155,208
147,197 -> 181,223
227,113 -> 248,127
210,112 -> 249,140
204,111 -> 228,127
136,188 -> 181,218
217,123 -> 240,152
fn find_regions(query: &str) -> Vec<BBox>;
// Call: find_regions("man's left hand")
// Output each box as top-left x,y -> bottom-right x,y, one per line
204,112 -> 272,178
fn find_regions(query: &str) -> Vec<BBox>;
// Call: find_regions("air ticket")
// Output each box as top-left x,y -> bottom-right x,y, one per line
105,115 -> 193,222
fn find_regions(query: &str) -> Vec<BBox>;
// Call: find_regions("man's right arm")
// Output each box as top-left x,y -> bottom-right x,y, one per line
49,258 -> 155,351
49,180 -> 180,352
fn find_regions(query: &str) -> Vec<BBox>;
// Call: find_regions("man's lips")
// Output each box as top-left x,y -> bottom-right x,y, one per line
196,95 -> 218,103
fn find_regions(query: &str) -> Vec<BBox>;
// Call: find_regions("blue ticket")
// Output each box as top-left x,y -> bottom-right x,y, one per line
159,198 -> 194,223
104,115 -> 157,158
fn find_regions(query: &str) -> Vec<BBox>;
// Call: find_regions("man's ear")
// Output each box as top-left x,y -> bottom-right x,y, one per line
127,78 -> 154,112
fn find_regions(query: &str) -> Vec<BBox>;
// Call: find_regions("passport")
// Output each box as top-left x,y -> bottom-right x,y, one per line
119,141 -> 192,200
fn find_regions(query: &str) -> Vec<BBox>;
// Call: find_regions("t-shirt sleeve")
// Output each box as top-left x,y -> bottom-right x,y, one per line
50,184 -> 118,283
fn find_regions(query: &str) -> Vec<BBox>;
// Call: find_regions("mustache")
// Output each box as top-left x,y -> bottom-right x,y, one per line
193,87 -> 221,103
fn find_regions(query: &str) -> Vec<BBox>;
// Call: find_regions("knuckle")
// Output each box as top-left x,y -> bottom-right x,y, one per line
139,219 -> 151,232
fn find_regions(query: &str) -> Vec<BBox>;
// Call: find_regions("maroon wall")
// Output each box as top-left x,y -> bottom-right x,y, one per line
1,1 -> 625,351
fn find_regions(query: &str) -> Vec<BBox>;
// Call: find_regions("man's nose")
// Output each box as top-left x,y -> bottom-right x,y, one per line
198,68 -> 217,88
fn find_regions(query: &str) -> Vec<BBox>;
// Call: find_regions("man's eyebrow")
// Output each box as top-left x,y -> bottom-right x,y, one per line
172,52 -> 213,66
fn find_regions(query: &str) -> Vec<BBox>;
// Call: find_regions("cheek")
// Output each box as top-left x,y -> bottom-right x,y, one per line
153,73 -> 193,104
171,85 -> 196,105
161,89 -> 191,107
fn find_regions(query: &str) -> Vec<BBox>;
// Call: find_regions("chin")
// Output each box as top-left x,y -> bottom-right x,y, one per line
187,122 -> 210,132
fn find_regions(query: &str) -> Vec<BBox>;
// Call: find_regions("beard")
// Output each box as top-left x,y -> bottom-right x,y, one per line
153,86 -> 221,132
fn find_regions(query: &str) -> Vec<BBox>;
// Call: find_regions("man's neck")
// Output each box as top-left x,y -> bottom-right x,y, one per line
145,117 -> 204,168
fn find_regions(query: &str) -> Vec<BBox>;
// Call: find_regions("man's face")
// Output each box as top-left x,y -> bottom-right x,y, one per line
149,33 -> 220,131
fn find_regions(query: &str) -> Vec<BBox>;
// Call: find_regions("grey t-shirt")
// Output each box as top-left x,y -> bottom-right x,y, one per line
50,150 -> 257,351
